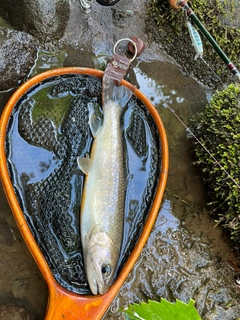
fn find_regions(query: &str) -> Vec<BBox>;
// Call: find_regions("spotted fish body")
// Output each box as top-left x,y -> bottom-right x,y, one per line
77,74 -> 132,295
187,21 -> 203,60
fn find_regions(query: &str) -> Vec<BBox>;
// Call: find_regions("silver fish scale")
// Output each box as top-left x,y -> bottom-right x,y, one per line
5,75 -> 162,295
81,101 -> 125,241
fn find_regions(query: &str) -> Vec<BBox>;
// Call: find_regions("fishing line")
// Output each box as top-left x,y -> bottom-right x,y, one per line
181,9 -> 240,189
180,0 -> 240,81
161,97 -> 240,189
199,57 -> 226,88
197,27 -> 240,88
80,2 -> 240,190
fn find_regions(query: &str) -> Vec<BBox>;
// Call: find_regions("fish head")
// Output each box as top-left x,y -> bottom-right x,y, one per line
84,230 -> 119,295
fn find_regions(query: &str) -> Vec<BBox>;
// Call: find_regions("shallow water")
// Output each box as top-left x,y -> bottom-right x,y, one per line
0,47 -> 240,320
105,196 -> 240,319
104,59 -> 240,319
4,73 -> 162,295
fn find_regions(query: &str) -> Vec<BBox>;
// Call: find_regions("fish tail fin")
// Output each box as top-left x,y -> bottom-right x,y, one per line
102,74 -> 132,108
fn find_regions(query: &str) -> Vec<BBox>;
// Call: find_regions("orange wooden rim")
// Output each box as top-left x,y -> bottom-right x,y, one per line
0,67 -> 169,320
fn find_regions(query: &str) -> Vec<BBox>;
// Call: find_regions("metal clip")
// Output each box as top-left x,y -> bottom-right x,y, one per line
79,0 -> 93,13
113,38 -> 138,62
104,38 -> 138,85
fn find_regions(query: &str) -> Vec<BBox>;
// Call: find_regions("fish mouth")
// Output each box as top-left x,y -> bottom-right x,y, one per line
96,282 -> 108,295
87,260 -> 108,295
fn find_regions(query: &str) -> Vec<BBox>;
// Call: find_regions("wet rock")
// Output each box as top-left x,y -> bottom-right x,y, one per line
11,279 -> 30,301
59,0 -> 148,55
0,27 -> 37,91
111,8 -> 134,28
0,0 -> 70,42
221,0 -> 240,28
105,198 -> 240,319
0,305 -> 33,320
0,217 -> 15,246
0,1 -> 239,319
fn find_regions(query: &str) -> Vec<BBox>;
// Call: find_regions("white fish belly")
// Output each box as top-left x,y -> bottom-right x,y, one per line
81,101 -> 125,251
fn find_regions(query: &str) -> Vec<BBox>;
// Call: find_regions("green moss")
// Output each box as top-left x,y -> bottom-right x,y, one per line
147,0 -> 184,36
147,0 -> 240,79
190,83 -> 240,243
0,17 -> 13,29
148,0 -> 240,245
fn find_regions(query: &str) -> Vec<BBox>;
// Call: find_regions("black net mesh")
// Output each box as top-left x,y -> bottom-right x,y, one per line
5,74 -> 162,295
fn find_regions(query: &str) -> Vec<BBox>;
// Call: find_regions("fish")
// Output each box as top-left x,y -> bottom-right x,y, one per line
77,74 -> 132,295
187,21 -> 203,60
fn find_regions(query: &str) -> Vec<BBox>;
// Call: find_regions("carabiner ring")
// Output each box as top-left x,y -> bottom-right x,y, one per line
80,0 -> 93,13
113,38 -> 138,63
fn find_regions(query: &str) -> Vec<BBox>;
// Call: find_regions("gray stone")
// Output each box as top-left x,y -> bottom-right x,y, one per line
11,279 -> 30,300
0,217 -> 15,246
0,0 -> 70,42
220,0 -> 240,28
0,27 -> 37,91
0,305 -> 33,320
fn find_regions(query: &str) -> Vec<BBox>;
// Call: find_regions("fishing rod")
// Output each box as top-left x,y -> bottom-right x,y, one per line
176,0 -> 240,81
166,0 -> 240,190
80,0 -> 239,189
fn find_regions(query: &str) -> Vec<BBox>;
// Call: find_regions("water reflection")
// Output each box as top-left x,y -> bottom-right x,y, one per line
154,199 -> 178,229
104,61 -> 240,319
4,73 -> 163,295
9,115 -> 61,186
134,67 -> 185,107
1,53 -> 240,319
105,196 -> 240,319
29,49 -> 67,77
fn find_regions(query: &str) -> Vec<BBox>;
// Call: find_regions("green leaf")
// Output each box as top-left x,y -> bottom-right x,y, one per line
122,298 -> 202,320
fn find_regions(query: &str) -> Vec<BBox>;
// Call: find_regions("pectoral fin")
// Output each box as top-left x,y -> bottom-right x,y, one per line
77,157 -> 93,174
88,102 -> 103,138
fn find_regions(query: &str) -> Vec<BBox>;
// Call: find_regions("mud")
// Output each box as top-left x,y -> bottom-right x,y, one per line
0,0 -> 240,319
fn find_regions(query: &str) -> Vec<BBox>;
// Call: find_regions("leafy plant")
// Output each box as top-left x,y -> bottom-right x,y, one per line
121,298 -> 202,320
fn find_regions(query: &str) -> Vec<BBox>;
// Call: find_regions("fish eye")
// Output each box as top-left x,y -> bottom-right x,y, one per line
101,264 -> 112,277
